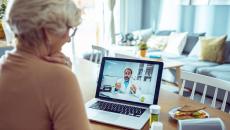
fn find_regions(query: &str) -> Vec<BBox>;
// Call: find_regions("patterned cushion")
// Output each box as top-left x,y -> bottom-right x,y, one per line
146,35 -> 169,50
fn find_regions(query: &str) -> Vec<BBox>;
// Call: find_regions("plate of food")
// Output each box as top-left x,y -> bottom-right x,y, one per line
168,105 -> 209,120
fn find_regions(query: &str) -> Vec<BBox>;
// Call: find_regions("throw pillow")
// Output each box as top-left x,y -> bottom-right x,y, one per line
224,40 -> 230,63
146,35 -> 169,51
199,35 -> 227,63
182,32 -> 206,55
154,30 -> 176,36
188,38 -> 202,57
163,32 -> 188,55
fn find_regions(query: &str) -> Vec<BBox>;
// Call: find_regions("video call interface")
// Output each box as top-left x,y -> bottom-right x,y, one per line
99,60 -> 160,104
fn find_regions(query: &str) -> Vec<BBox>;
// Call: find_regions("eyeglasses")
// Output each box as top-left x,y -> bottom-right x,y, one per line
69,28 -> 77,37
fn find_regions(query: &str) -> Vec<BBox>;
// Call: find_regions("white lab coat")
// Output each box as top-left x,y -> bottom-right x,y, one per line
115,78 -> 141,97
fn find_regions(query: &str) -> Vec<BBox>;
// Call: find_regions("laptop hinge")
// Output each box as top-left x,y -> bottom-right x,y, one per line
97,98 -> 150,108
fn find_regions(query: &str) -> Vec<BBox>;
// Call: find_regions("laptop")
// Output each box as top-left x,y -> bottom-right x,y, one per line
85,57 -> 163,129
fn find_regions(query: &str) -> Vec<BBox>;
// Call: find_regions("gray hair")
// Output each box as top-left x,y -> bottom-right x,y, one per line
5,0 -> 81,46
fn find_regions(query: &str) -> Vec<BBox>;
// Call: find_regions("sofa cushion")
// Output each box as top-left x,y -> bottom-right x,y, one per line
183,61 -> 218,73
199,35 -> 227,63
224,40 -> 230,63
172,56 -> 219,73
197,64 -> 230,81
209,71 -> 230,81
164,32 -> 188,55
162,56 -> 218,83
182,32 -> 206,55
188,35 -> 227,63
146,35 -> 168,50
160,52 -> 186,59
188,39 -> 201,57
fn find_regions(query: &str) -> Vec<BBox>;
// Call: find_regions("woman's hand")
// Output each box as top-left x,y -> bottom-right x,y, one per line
43,52 -> 72,68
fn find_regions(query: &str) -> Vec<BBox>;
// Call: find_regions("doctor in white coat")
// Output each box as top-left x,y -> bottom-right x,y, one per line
115,68 -> 141,97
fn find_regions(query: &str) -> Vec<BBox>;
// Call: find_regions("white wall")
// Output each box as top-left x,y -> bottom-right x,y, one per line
149,0 -> 230,37
157,0 -> 181,30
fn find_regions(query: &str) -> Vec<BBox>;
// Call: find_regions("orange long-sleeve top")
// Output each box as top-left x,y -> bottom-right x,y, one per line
0,51 -> 91,130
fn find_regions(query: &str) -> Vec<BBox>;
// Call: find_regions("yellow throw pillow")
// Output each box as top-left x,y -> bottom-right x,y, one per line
200,35 -> 227,63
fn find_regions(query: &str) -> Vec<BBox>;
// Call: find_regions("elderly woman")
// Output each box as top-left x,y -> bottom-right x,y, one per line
0,0 -> 91,130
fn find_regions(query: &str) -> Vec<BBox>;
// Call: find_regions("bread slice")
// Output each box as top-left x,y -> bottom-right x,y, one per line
178,105 -> 207,112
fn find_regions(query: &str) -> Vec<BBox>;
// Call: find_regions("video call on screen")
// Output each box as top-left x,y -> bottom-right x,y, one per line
99,60 -> 159,104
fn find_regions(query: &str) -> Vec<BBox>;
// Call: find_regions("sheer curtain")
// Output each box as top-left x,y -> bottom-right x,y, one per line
62,0 -> 119,67
95,0 -> 117,46
106,0 -> 116,45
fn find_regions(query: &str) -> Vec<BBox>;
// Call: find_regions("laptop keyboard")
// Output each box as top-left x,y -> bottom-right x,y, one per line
89,101 -> 146,117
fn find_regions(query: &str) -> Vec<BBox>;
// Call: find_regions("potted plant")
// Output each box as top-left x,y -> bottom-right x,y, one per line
138,41 -> 148,57
0,0 -> 7,39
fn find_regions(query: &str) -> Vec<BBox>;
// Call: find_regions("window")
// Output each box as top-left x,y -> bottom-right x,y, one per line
62,0 -> 121,59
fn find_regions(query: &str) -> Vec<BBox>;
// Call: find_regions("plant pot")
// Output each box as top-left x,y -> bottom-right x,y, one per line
139,50 -> 147,57
0,20 -> 5,39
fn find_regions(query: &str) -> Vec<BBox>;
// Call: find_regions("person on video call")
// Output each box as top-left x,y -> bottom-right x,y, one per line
115,68 -> 140,96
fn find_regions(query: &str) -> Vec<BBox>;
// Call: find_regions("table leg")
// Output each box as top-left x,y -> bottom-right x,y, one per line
175,66 -> 182,89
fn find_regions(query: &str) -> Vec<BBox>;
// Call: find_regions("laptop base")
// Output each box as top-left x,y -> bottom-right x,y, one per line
86,98 -> 149,130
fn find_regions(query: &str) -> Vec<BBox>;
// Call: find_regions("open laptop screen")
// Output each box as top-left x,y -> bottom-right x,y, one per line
96,57 -> 163,105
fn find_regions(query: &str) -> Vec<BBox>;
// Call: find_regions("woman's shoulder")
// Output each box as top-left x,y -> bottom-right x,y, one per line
39,62 -> 80,95
42,62 -> 76,82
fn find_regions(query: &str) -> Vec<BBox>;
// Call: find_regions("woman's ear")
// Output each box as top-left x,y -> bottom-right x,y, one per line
41,28 -> 50,44
41,28 -> 52,55
63,29 -> 69,38
63,29 -> 70,42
